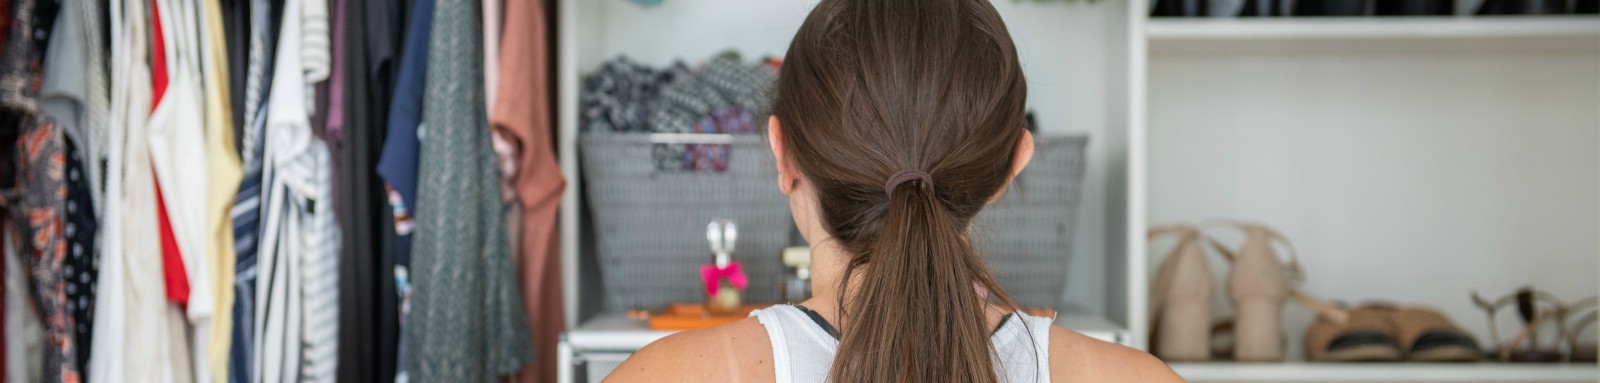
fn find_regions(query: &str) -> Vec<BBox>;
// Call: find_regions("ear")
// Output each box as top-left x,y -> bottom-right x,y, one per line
769,116 -> 801,195
988,129 -> 1034,203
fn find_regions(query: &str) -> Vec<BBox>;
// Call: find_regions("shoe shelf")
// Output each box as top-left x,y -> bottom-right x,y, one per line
1168,362 -> 1598,383
1146,16 -> 1600,54
1147,16 -> 1600,40
1134,1 -> 1600,381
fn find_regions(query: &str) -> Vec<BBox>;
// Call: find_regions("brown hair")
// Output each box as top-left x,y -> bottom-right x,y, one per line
770,0 -> 1030,381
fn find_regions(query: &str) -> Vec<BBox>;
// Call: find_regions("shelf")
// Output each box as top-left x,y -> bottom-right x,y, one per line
564,310 -> 1130,352
1170,362 -> 1599,383
1146,17 -> 1600,54
1147,16 -> 1600,40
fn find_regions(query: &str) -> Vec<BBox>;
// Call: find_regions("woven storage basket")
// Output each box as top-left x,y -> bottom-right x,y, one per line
581,133 -> 1088,312
581,133 -> 791,311
973,135 -> 1089,309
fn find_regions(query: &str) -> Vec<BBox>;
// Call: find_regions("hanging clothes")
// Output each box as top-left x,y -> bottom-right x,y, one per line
229,0 -> 283,381
199,0 -> 244,381
326,1 -> 361,380
301,0 -> 329,110
221,0 -> 248,152
296,1 -> 339,382
14,115 -> 75,383
61,141 -> 98,377
149,0 -> 222,380
40,0 -> 109,211
342,0 -> 406,379
144,19 -> 205,383
4,221 -> 44,383
332,0 -> 404,381
90,0 -> 143,380
0,0 -> 570,379
0,0 -> 55,109
148,1 -> 197,381
37,0 -> 109,377
492,1 -> 565,382
1,0 -> 77,381
254,0 -> 340,381
376,0 -> 434,379
376,0 -> 433,270
404,0 -> 535,380
253,0 -> 304,378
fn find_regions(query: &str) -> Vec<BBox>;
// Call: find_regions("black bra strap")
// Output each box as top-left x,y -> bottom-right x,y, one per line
794,305 -> 841,339
993,313 -> 1015,336
793,305 -> 1016,340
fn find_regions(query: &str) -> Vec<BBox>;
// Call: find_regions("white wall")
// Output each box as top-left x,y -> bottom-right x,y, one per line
1147,42 -> 1599,360
578,0 -> 1132,316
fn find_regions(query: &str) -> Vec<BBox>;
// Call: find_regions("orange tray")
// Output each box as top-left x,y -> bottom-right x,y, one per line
646,303 -> 768,331
642,304 -> 1056,331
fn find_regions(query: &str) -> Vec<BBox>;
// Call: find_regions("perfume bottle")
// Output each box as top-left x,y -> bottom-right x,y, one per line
702,219 -> 745,314
780,246 -> 812,303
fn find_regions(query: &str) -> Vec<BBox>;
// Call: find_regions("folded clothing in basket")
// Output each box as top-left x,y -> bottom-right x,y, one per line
582,54 -> 777,172
581,53 -> 776,134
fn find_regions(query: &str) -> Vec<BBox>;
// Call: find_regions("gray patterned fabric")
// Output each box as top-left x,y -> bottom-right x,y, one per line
4,1 -> 77,381
404,0 -> 534,380
580,54 -> 774,134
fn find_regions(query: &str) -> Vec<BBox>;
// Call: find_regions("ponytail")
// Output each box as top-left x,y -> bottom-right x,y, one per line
769,0 -> 1032,381
829,172 -> 1019,383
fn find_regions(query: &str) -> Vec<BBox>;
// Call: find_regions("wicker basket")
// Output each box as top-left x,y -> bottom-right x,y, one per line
973,135 -> 1089,308
581,133 -> 792,311
581,132 -> 1088,311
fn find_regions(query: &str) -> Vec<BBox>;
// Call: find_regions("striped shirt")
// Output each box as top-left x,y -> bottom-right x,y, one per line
255,0 -> 341,382
228,0 -> 278,381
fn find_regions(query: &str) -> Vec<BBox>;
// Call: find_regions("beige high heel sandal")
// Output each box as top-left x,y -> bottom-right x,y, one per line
1149,225 -> 1215,361
1200,221 -> 1333,362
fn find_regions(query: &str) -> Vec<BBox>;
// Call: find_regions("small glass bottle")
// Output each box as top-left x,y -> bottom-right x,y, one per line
706,252 -> 742,314
704,219 -> 743,314
780,246 -> 811,303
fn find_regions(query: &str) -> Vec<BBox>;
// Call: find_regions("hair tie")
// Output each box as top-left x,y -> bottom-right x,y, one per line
884,170 -> 933,197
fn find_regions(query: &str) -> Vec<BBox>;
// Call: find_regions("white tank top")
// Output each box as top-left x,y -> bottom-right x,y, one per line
750,304 -> 1053,383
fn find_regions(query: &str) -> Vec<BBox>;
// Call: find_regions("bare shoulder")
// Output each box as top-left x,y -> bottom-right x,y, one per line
603,317 -> 775,383
1048,325 -> 1185,382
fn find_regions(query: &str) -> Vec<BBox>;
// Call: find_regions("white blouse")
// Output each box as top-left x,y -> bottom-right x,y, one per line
149,0 -> 221,380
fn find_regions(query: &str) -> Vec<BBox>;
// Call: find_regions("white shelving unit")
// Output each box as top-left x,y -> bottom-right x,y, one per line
1137,6 -> 1600,383
554,1 -> 1599,382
